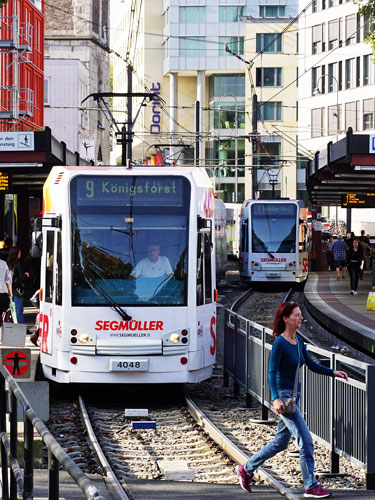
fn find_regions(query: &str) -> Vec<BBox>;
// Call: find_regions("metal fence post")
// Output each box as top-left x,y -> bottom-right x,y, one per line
48,450 -> 59,500
9,391 -> 18,500
223,310 -> 229,387
23,413 -> 34,498
366,365 -> 375,489
245,321 -> 253,408
0,372 -> 9,499
330,353 -> 339,473
261,328 -> 268,421
233,315 -> 240,397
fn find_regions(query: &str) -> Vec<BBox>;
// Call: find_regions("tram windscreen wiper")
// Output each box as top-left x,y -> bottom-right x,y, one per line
74,263 -> 132,321
266,249 -> 275,259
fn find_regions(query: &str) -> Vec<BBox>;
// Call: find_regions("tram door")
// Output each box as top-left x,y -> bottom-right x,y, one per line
40,229 -> 63,354
196,218 -> 216,366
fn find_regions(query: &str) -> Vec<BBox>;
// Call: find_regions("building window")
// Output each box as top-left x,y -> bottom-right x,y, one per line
210,75 -> 245,97
219,6 -> 244,22
312,0 -> 318,13
328,63 -> 337,92
44,78 -> 50,106
256,33 -> 282,52
363,98 -> 374,130
179,37 -> 205,57
312,24 -> 324,54
312,66 -> 322,94
311,108 -> 324,138
345,58 -> 354,89
179,6 -> 205,23
256,68 -> 282,87
328,19 -> 340,50
259,5 -> 286,17
209,139 -> 245,181
345,14 -> 356,45
364,54 -> 371,85
345,101 -> 357,131
328,105 -> 340,135
258,102 -> 282,121
255,142 -> 281,167
219,37 -> 244,56
213,101 -> 245,129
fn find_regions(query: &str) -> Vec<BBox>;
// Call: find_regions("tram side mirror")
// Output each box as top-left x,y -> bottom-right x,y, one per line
31,230 -> 43,258
197,216 -> 209,230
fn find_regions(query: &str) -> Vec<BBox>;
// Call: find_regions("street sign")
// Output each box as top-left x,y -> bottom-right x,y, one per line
369,135 -> 375,153
0,132 -> 34,151
1,348 -> 31,378
341,193 -> 375,208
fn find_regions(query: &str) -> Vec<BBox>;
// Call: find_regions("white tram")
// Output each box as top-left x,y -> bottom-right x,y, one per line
36,166 -> 218,383
239,199 -> 309,283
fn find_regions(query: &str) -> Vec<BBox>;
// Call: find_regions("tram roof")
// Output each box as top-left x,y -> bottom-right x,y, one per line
307,128 -> 375,207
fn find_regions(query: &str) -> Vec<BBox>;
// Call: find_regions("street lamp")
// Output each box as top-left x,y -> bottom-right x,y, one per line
313,73 -> 339,141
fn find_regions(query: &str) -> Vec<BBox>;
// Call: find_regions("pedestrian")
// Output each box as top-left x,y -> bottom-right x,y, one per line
360,230 -> 370,246
0,237 -> 13,262
330,234 -> 347,280
346,239 -> 364,296
0,258 -> 12,327
327,235 -> 335,271
236,301 -> 348,498
6,247 -> 29,324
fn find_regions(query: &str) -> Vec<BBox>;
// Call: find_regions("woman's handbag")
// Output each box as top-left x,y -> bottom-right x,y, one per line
367,291 -> 375,311
281,340 -> 300,415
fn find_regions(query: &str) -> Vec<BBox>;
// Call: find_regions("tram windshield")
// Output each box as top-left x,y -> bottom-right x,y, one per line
251,203 -> 297,253
70,175 -> 190,306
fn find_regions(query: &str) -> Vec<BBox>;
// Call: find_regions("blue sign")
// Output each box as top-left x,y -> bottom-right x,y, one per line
369,135 -> 375,153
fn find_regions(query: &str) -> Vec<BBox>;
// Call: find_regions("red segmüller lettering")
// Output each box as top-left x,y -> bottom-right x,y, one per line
260,257 -> 286,262
95,320 -> 164,331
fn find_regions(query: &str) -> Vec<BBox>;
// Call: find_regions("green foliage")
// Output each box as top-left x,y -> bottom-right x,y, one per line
356,0 -> 375,55
0,0 -> 8,7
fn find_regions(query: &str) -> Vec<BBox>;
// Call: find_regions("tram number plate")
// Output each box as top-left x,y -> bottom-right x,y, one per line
109,359 -> 149,371
266,272 -> 280,278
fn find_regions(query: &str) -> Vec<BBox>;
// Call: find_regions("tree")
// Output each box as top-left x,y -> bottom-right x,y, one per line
356,1 -> 375,54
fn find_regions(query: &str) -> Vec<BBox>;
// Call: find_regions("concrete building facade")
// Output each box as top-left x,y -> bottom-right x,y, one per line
112,0 -> 303,203
44,0 -> 111,163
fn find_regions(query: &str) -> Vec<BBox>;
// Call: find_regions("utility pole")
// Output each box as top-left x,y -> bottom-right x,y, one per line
195,101 -> 200,167
127,64 -> 133,164
252,94 -> 258,199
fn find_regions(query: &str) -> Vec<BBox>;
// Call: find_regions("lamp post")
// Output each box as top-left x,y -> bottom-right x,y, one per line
313,73 -> 339,141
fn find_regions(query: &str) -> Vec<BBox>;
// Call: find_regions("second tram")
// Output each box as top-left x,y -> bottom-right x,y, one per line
35,166 -> 218,384
239,199 -> 309,283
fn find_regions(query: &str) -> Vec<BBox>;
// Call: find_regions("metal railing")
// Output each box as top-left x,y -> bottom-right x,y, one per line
0,365 -> 106,500
224,308 -> 375,489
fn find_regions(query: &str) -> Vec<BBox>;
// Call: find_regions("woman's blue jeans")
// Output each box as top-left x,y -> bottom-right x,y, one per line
14,296 -> 25,324
244,390 -> 318,490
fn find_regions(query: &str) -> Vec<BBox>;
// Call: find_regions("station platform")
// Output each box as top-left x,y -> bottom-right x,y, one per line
304,270 -> 375,356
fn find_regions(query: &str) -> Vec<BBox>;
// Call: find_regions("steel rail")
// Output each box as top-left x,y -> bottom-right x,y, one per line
185,395 -> 300,500
78,395 -> 134,500
230,287 -> 254,313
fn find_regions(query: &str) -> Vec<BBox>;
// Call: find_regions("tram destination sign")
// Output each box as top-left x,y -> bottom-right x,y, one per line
341,193 -> 375,208
74,175 -> 187,207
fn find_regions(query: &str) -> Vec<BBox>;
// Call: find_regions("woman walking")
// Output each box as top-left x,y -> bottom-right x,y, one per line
7,247 -> 29,324
236,301 -> 348,498
0,258 -> 12,326
346,239 -> 364,295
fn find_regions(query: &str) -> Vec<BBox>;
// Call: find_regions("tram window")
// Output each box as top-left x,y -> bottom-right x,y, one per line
299,224 -> 307,252
55,232 -> 62,305
204,232 -> 212,304
45,231 -> 54,303
197,233 -> 204,306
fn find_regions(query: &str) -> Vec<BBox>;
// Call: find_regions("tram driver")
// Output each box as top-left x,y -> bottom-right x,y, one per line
131,244 -> 173,280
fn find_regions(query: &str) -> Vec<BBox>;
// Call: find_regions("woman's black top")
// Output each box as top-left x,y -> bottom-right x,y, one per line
346,246 -> 364,266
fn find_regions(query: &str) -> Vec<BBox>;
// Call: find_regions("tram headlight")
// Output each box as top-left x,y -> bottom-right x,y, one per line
79,333 -> 90,344
169,333 -> 180,344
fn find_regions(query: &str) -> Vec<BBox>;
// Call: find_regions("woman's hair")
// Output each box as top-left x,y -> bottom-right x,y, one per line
272,301 -> 300,337
6,246 -> 20,271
